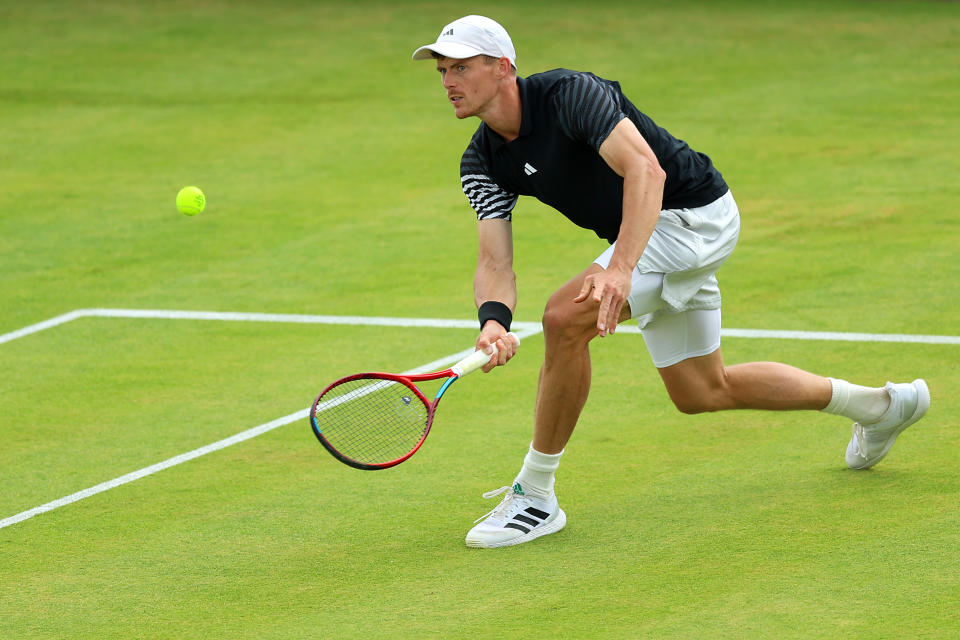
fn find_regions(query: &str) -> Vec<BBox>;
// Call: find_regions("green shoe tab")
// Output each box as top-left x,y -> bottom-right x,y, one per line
512,482 -> 525,496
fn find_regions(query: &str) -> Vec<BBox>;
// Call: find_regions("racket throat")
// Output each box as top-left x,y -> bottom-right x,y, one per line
435,376 -> 459,400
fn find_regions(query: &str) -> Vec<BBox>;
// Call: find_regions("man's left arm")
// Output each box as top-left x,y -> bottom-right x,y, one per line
575,117 -> 666,336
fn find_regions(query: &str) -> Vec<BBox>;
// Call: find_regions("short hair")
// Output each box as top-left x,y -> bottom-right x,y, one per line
431,51 -> 516,72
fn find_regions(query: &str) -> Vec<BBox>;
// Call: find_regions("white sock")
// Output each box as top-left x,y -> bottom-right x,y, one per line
822,378 -> 890,423
513,444 -> 563,499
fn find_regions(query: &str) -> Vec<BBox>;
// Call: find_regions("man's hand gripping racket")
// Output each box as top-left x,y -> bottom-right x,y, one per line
310,333 -> 519,470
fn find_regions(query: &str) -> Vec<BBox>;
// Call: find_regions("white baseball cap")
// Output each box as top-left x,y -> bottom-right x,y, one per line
412,15 -> 517,68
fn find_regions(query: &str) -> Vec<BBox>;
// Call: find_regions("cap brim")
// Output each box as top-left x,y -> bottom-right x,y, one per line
411,42 -> 486,61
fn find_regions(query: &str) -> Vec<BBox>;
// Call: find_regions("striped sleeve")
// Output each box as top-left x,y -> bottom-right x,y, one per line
460,142 -> 518,221
552,73 -> 627,151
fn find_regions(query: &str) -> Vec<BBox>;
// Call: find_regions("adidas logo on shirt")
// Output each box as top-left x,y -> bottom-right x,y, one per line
523,162 -> 537,175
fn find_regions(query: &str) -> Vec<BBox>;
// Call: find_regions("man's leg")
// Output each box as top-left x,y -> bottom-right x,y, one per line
656,349 -> 833,414
465,264 -> 624,549
647,308 -> 929,470
531,263 -> 622,454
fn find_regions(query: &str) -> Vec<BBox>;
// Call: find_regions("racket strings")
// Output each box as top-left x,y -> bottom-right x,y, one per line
314,378 -> 430,465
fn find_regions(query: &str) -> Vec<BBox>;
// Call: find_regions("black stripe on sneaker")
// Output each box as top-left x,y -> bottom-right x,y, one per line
504,522 -> 531,533
525,507 -> 550,520
513,514 -> 540,528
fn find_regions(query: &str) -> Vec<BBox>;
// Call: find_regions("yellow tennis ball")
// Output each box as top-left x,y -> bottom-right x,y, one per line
176,186 -> 205,216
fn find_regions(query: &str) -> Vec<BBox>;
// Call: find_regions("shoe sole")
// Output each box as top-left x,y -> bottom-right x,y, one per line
849,379 -> 930,470
465,509 -> 567,549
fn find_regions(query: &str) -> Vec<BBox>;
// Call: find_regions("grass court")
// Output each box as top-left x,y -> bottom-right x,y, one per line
1,1 -> 958,637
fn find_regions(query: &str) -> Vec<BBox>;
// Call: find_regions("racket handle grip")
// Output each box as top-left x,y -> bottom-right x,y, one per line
452,332 -> 520,377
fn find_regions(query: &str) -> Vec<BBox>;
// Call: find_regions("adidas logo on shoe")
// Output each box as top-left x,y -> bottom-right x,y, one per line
503,504 -> 551,534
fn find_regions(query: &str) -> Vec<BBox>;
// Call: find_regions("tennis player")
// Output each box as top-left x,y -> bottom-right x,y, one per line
412,15 -> 930,548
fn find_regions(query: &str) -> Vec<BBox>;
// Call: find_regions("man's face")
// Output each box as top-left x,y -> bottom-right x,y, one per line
435,55 -> 500,119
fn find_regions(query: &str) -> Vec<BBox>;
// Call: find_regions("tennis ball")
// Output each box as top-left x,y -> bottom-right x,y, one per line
176,186 -> 205,216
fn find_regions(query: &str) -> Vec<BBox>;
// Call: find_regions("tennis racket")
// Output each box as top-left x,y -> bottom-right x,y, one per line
310,334 -> 519,470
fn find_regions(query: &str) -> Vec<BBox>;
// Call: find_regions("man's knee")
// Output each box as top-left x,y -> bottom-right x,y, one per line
542,296 -> 596,341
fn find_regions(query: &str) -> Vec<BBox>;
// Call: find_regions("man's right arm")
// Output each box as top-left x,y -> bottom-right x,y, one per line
474,218 -> 519,371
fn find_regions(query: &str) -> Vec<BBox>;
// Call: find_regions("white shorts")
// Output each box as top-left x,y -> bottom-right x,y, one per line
594,190 -> 740,368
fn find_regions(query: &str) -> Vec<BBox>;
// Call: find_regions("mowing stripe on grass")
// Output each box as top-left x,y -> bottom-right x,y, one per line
0,323 -> 544,531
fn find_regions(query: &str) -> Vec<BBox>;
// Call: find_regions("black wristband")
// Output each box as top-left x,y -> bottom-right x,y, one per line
478,301 -> 512,332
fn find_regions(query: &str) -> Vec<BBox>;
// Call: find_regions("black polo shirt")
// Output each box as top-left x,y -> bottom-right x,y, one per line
460,69 -> 728,243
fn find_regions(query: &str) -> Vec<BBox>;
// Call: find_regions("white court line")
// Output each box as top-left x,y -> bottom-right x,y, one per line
0,310 -> 86,345
0,410 -> 308,530
0,322 -> 542,530
1,308 -> 956,531
2,308 -> 958,345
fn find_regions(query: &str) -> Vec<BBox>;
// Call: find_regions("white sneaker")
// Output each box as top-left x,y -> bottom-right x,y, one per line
846,379 -> 930,469
465,483 -> 566,548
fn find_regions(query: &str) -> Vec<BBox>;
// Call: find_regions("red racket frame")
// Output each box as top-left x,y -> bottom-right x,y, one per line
309,368 -> 459,470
